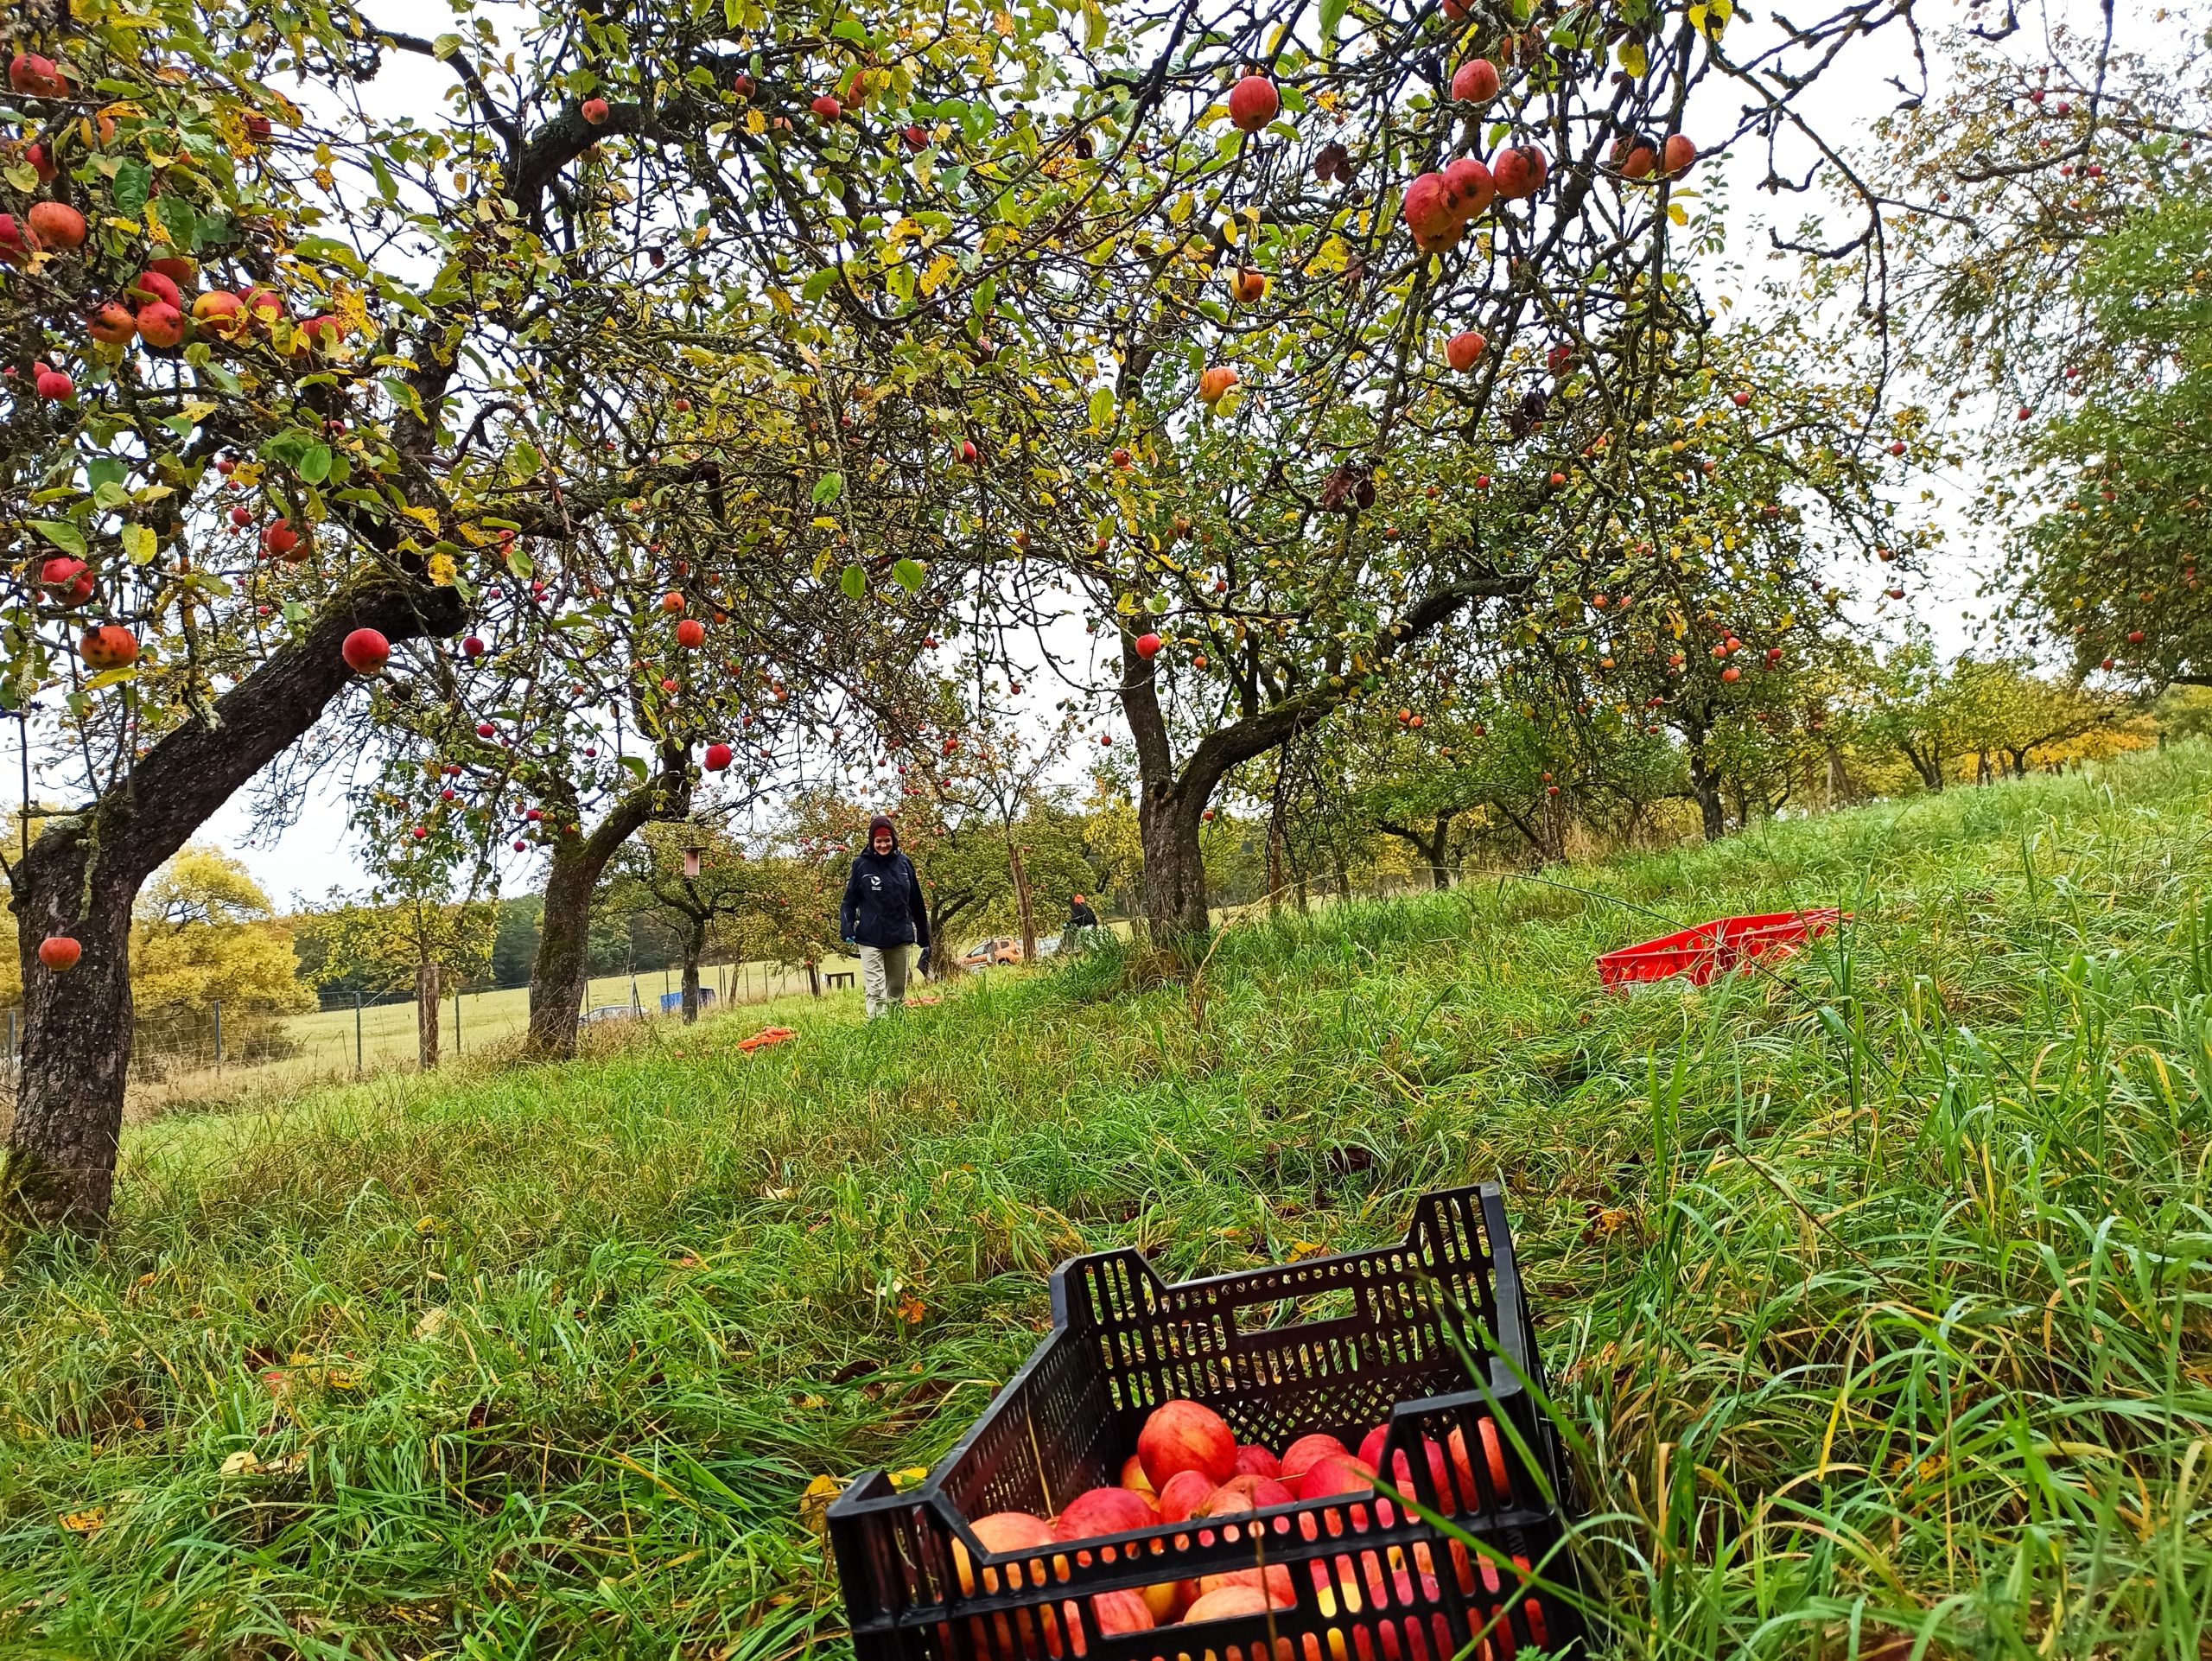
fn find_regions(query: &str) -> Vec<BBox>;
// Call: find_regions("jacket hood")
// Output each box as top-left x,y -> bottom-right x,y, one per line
865,813 -> 899,853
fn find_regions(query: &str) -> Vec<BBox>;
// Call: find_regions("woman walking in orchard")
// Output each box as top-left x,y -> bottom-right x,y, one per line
840,814 -> 931,1017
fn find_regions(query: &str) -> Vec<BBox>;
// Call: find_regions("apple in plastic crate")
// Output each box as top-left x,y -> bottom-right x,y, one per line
1278,1432 -> 1348,1490
1154,1468 -> 1216,1523
1183,1582 -> 1273,1623
1232,1443 -> 1281,1479
1137,1399 -> 1236,1488
1358,1425 -> 1452,1503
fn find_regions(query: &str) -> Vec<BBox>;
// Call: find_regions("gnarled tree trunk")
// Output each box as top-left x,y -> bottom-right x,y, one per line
524,745 -> 689,1060
680,935 -> 702,1023
1122,574 -> 1516,958
1377,814 -> 1455,888
1688,750 -> 1726,842
3,578 -> 463,1235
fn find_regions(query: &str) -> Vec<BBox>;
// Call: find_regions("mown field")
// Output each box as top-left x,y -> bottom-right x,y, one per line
3,749 -> 2209,1659
126,960 -> 867,1115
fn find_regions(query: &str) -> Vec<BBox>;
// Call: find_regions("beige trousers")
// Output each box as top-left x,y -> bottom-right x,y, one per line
859,944 -> 912,1017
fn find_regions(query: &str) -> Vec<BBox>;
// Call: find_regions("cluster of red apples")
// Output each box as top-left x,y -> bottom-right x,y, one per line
955,1397 -> 1533,1645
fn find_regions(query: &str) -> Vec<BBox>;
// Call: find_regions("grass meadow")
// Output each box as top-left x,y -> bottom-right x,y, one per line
3,748 -> 2209,1658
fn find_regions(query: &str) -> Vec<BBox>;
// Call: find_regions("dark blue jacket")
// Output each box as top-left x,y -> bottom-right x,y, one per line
841,849 -> 929,950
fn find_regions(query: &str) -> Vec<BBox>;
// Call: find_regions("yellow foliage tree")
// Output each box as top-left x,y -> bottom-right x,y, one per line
0,847 -> 315,1069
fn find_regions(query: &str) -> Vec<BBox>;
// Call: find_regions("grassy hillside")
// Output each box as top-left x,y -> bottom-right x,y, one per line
4,750 -> 2209,1658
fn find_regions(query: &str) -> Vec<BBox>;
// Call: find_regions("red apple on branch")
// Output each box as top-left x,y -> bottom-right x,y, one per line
341,628 -> 391,673
27,201 -> 86,250
1228,74 -> 1279,132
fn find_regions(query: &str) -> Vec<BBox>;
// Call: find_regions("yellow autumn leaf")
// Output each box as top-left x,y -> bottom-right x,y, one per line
1618,40 -> 1648,76
220,1450 -> 260,1476
798,1473 -> 843,1532
59,1506 -> 105,1532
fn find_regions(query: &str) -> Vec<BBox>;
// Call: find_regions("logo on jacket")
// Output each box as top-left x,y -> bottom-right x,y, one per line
868,875 -> 881,889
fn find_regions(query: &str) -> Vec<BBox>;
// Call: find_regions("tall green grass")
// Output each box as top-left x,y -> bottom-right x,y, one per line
4,751 -> 2210,1658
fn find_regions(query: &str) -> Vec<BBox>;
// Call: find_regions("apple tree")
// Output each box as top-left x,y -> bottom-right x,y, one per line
832,0 -> 1937,951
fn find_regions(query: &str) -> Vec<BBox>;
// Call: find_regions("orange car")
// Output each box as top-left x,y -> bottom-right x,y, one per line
959,937 -> 1023,966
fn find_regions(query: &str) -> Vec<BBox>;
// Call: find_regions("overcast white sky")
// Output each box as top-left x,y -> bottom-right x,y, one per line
176,0 -> 2126,905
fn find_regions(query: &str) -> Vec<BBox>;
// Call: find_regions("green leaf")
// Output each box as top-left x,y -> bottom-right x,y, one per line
892,557 -> 925,592
202,363 -> 243,395
840,563 -> 868,601
1088,387 -> 1115,429
260,427 -> 315,467
112,159 -> 149,220
87,457 -> 126,494
92,482 -> 130,512
298,443 -> 334,485
801,266 -> 841,303
1318,0 -> 1348,50
811,471 -> 845,505
152,194 -> 197,250
506,547 -> 534,578
30,522 -> 85,557
295,235 -> 366,275
120,524 -> 158,565
431,31 -> 462,58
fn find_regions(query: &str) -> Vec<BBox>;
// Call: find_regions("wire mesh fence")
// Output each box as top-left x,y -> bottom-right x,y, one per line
0,957 -> 854,1118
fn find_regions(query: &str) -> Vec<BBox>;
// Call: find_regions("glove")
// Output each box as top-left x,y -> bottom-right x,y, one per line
842,935 -> 855,946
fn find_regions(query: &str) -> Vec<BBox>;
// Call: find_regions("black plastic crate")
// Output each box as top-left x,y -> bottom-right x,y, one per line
828,1184 -> 1582,1659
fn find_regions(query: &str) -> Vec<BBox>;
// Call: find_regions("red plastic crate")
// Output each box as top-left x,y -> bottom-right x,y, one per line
1595,907 -> 1847,989
827,1185 -> 1583,1660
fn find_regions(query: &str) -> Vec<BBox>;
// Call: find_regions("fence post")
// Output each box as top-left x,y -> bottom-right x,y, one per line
454,984 -> 461,1055
354,992 -> 363,1076
212,999 -> 223,1071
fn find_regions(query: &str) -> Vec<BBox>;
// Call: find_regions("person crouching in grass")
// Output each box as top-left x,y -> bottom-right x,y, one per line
840,813 -> 931,1016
